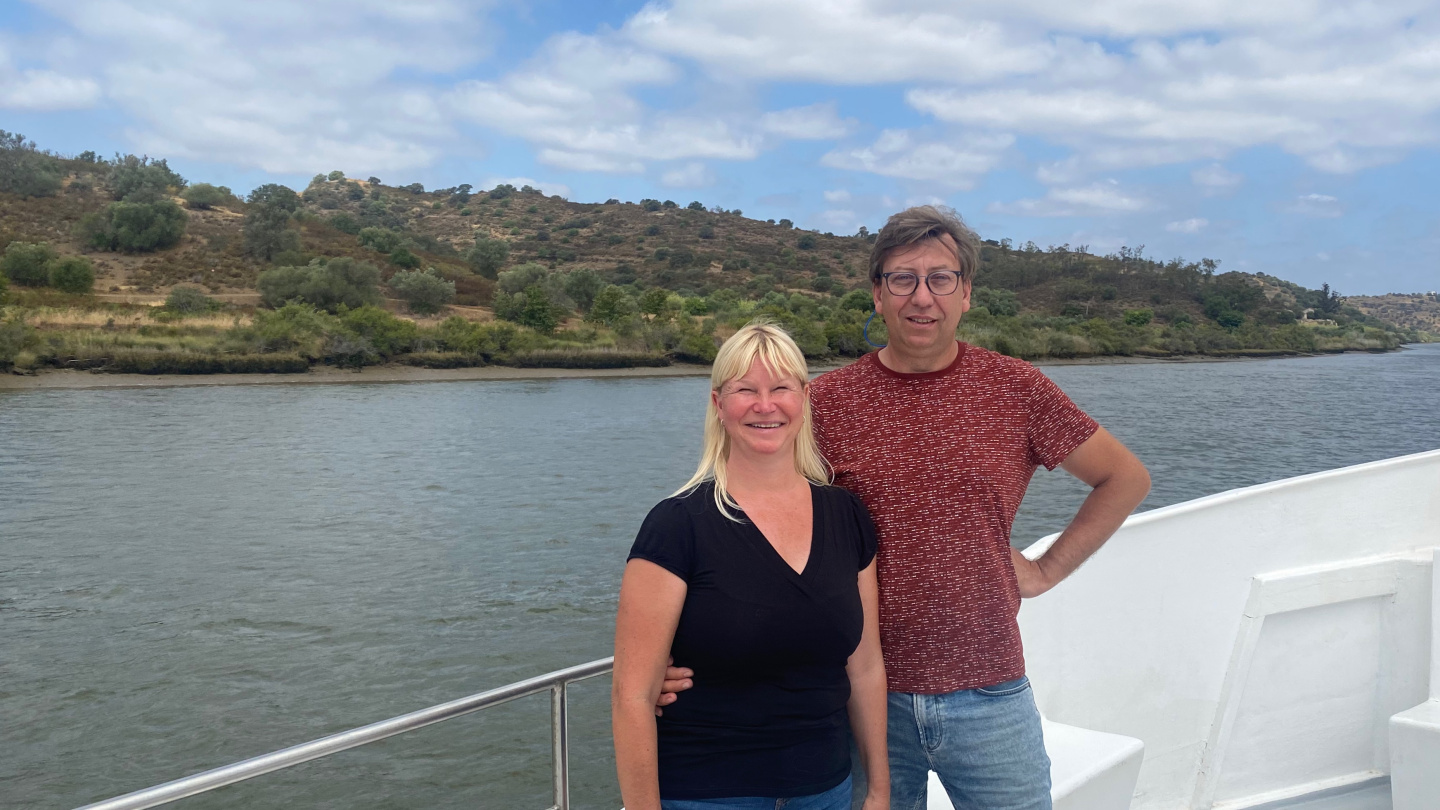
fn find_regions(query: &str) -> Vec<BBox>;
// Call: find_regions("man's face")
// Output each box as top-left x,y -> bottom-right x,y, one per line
871,235 -> 972,361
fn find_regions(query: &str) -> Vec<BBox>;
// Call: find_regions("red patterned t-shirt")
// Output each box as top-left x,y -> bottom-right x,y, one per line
810,342 -> 1098,693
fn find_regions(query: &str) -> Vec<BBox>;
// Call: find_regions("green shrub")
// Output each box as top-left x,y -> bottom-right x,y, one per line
586,285 -> 638,329
257,257 -> 382,312
396,351 -> 483,368
164,285 -> 220,314
243,184 -> 301,262
797,233 -> 817,250
508,348 -> 669,369
389,247 -> 420,269
98,350 -> 309,374
388,268 -> 455,314
687,201 -> 705,211
341,305 -> 418,356
517,285 -> 561,333
1123,308 -> 1154,327
78,200 -> 188,252
358,227 -> 402,253
0,130 -> 62,198
106,154 -> 185,202
0,313 -> 37,367
181,183 -> 233,209
48,256 -> 95,293
1,241 -> 57,287
328,212 -> 361,234
435,317 -> 518,357
839,289 -> 873,311
973,287 -> 1020,317
562,268 -> 603,313
674,331 -> 718,363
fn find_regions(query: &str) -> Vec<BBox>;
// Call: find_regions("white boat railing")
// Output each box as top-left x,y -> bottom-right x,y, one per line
71,657 -> 615,810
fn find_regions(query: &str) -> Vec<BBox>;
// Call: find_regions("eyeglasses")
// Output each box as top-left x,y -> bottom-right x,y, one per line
881,270 -> 962,296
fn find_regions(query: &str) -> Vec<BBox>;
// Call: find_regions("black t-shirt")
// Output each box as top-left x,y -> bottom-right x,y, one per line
627,481 -> 878,799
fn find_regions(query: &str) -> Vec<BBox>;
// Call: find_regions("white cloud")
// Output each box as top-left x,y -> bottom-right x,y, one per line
1286,193 -> 1343,217
23,0 -> 485,174
758,103 -> 851,139
1192,163 -> 1243,193
1166,217 -> 1209,233
0,68 -> 100,110
817,208 -> 860,232
660,161 -> 714,188
482,176 -> 572,199
822,130 -> 1014,189
989,181 -> 1151,217
823,189 -> 851,203
626,1 -> 1053,84
627,1 -> 1440,177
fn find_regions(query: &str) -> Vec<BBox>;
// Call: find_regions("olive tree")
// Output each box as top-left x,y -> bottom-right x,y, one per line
257,257 -> 381,313
243,184 -> 301,262
0,131 -> 62,198
1,242 -> 57,287
49,256 -> 95,293
388,268 -> 456,314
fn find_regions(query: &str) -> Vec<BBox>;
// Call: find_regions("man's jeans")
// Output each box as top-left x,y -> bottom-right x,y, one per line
852,677 -> 1052,810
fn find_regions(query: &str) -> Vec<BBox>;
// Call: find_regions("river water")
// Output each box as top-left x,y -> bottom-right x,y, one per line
4,344 -> 1439,810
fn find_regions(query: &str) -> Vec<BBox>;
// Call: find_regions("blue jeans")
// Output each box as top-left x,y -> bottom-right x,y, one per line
661,775 -> 853,810
857,677 -> 1051,810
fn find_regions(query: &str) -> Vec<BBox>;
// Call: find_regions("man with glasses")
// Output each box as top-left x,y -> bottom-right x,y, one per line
823,205 -> 1151,809
660,205 -> 1150,809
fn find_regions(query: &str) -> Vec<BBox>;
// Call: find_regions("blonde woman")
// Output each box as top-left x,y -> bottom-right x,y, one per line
613,322 -> 889,810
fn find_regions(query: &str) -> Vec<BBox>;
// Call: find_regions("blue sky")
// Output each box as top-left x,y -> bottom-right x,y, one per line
2,0 -> 1437,295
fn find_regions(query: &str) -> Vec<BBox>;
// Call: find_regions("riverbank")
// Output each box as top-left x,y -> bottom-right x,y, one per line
0,346 -> 1407,391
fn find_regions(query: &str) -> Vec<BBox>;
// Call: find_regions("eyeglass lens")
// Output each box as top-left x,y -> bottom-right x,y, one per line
886,272 -> 959,296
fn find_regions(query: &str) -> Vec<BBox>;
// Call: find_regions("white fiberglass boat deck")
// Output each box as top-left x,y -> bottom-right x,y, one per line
76,449 -> 1440,810
987,447 -> 1440,810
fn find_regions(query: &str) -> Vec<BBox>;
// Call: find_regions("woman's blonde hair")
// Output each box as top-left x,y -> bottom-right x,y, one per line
675,320 -> 831,521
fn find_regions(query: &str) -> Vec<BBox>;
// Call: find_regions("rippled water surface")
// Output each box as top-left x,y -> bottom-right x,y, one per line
4,344 -> 1439,809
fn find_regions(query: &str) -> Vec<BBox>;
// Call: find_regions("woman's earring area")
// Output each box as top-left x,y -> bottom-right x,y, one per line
863,311 -> 887,348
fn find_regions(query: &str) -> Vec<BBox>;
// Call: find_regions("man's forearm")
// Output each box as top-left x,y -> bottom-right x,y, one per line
1039,471 -> 1148,581
1015,450 -> 1150,597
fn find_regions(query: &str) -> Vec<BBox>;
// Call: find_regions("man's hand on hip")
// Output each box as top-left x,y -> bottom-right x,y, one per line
654,657 -> 693,716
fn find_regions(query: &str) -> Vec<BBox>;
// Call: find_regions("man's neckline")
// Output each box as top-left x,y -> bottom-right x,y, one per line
870,341 -> 967,380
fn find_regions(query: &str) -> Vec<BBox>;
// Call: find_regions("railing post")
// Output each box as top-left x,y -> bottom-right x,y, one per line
551,682 -> 570,810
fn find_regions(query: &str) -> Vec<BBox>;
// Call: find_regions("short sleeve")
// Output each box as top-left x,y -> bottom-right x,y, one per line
845,491 -> 879,571
1024,366 -> 1099,470
626,498 -> 696,582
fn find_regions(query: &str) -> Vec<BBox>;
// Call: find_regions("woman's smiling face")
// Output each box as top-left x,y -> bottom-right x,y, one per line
712,357 -> 807,460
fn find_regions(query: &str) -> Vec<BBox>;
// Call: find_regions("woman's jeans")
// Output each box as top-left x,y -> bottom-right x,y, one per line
852,677 -> 1052,810
661,774 -> 852,810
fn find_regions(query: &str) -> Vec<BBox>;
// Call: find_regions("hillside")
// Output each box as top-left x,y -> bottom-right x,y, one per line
1347,293 -> 1440,334
0,136 -> 1426,374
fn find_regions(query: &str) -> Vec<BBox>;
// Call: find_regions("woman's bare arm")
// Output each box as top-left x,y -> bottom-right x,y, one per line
612,558 -> 688,810
846,560 -> 889,810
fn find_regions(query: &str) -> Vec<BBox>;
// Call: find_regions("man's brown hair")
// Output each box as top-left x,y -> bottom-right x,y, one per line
869,205 -> 982,286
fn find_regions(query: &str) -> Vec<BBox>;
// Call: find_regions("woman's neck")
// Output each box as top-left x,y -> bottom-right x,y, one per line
724,448 -> 806,497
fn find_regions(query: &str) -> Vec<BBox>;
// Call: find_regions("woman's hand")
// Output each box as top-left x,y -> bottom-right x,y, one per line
861,789 -> 891,810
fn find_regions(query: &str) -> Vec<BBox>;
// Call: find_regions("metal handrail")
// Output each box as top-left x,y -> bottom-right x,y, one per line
73,657 -> 615,810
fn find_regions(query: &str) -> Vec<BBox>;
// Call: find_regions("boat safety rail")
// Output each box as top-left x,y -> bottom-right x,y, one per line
73,657 -> 616,810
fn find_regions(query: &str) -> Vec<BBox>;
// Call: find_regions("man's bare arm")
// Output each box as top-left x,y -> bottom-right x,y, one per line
1011,426 -> 1150,598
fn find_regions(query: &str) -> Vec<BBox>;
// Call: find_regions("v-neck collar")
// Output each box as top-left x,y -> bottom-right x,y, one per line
735,483 -> 820,579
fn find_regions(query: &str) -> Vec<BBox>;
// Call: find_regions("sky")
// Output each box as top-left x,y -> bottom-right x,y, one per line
1,0 -> 1437,295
